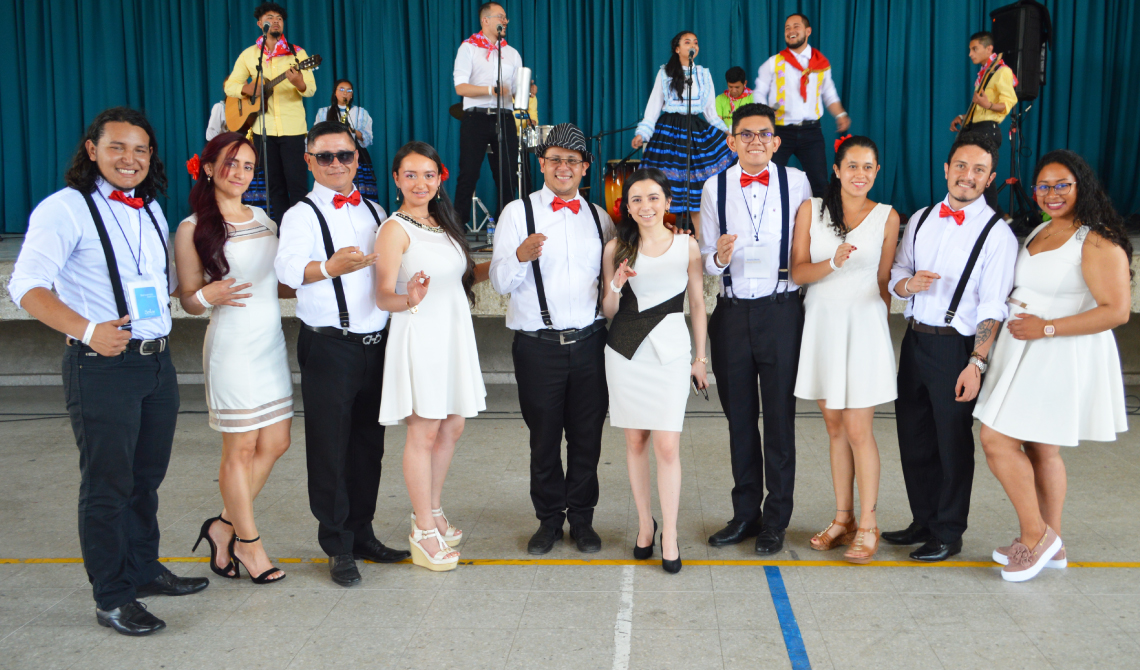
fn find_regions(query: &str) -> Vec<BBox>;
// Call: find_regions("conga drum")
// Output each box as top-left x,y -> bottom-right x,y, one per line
604,158 -> 640,223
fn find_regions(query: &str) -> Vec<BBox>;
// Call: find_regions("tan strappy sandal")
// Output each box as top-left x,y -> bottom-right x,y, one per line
844,528 -> 880,565
809,517 -> 857,551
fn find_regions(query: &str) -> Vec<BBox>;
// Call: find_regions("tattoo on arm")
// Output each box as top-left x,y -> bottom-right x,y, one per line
974,318 -> 998,351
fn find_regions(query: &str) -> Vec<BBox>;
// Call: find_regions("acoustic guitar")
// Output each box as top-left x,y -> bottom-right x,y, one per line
225,54 -> 322,133
956,52 -> 1003,138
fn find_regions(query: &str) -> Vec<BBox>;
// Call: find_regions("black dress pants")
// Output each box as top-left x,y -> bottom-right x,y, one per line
962,121 -> 1005,215
512,328 -> 608,528
709,292 -> 804,530
63,344 -> 179,611
297,327 -> 387,557
772,123 -> 828,197
894,326 -> 977,543
454,110 -> 519,223
252,133 -> 308,224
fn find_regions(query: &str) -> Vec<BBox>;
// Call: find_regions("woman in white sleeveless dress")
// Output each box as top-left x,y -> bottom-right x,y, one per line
790,136 -> 900,564
375,142 -> 488,572
975,150 -> 1130,582
175,133 -> 292,584
602,168 -> 708,574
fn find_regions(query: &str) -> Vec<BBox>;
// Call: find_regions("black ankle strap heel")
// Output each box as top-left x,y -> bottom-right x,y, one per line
229,534 -> 286,585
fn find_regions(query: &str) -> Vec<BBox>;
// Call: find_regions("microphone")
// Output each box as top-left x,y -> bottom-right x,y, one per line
688,48 -> 696,59
262,22 -> 270,34
497,24 -> 503,35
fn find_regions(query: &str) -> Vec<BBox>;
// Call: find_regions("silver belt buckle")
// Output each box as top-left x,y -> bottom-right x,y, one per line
139,338 -> 164,355
361,332 -> 383,346
558,330 -> 578,346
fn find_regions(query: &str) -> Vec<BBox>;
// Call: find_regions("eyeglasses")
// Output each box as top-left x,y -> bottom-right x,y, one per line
734,130 -> 775,144
306,151 -> 356,166
1034,182 -> 1074,196
337,87 -> 353,93
543,156 -> 584,167
486,13 -> 509,22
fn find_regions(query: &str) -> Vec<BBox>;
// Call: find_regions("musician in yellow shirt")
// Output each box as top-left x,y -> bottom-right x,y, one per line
224,3 -> 316,223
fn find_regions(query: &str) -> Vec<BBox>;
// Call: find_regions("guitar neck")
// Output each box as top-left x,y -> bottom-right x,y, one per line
263,67 -> 294,91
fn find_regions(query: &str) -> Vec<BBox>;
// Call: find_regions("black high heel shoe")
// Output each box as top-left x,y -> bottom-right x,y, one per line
229,534 -> 286,584
661,535 -> 682,574
191,516 -> 238,578
633,519 -> 657,560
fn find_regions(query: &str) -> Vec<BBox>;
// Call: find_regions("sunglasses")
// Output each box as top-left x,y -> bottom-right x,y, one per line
306,151 -> 356,167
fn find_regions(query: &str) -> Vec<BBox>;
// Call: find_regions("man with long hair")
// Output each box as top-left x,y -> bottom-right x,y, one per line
7,107 -> 209,635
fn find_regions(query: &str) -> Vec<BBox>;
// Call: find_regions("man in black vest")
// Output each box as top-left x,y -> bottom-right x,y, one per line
8,107 -> 208,636
489,123 -> 615,554
884,134 -> 1017,561
275,121 -> 410,586
699,104 -> 811,554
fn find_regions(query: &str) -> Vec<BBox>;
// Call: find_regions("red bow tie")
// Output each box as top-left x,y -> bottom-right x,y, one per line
740,170 -> 769,188
109,190 -> 144,210
333,191 -> 362,209
939,203 -> 965,225
552,196 -> 580,214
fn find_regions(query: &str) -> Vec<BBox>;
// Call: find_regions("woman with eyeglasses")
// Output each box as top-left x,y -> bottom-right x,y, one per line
974,149 -> 1131,583
315,78 -> 378,200
602,168 -> 709,574
632,31 -> 734,237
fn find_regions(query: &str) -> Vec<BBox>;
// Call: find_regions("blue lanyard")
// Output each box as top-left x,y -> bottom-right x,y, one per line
739,176 -> 770,242
98,190 -> 145,276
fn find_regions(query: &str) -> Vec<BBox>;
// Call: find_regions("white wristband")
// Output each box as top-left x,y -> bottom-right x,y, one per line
836,111 -> 848,119
81,320 -> 97,346
610,279 -> 623,294
195,288 -> 212,307
320,260 -> 334,280
488,85 -> 494,97
829,256 -> 839,271
903,277 -> 913,295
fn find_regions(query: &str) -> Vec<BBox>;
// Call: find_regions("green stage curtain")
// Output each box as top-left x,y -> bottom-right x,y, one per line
1,0 -> 1136,233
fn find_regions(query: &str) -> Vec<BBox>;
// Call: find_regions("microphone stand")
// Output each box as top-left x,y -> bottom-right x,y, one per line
680,52 -> 695,233
256,26 -> 272,223
494,24 -> 507,232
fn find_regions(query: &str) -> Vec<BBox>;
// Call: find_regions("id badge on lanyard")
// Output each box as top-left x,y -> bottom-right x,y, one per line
125,276 -> 164,321
742,243 -> 774,279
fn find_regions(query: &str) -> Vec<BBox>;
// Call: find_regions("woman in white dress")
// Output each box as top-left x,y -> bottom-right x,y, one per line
602,168 -> 708,574
975,150 -> 1130,582
375,141 -> 488,572
790,135 -> 900,564
175,132 -> 293,584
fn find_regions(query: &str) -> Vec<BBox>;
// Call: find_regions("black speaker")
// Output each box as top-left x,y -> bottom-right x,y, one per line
990,0 -> 1052,101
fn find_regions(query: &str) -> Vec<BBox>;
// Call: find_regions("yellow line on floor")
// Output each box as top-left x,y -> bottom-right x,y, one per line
2,557 -> 1139,568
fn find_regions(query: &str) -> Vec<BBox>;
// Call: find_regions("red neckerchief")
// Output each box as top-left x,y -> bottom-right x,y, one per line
255,35 -> 295,60
464,32 -> 507,61
779,47 -> 830,101
976,52 -> 1018,89
724,87 -> 753,113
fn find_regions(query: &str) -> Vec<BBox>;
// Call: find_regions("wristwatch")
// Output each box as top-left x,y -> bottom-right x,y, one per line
1043,320 -> 1056,338
969,353 -> 988,373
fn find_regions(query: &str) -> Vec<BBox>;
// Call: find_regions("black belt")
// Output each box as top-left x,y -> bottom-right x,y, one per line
964,120 -> 999,133
518,319 -> 606,345
780,119 -> 821,128
66,335 -> 168,355
304,324 -> 387,345
907,318 -> 962,337
467,107 -> 513,116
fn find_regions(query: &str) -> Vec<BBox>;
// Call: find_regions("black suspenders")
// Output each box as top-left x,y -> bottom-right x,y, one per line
521,194 -> 605,328
302,197 -> 382,333
716,162 -> 791,298
910,206 -> 1003,325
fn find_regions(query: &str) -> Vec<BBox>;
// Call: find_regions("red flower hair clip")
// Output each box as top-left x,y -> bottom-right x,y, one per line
439,162 -> 449,182
186,154 -> 200,180
833,134 -> 853,152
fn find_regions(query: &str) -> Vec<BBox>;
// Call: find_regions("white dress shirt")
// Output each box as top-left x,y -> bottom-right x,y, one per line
8,179 -> 175,340
635,66 -> 729,141
205,101 -> 227,141
889,196 -> 1018,336
315,106 -> 374,148
699,163 -> 811,299
756,45 -> 841,125
453,41 -> 522,110
275,182 -> 389,333
490,186 -> 615,331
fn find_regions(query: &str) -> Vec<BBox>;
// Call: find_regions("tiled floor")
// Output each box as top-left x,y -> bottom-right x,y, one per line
1,384 -> 1138,669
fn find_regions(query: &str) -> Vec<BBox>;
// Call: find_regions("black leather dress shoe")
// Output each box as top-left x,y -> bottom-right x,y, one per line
881,522 -> 934,546
527,524 -> 564,555
708,519 -> 762,547
96,600 -> 166,636
754,527 -> 786,555
909,538 -> 963,562
569,524 -> 602,553
329,553 -> 362,587
134,571 -> 209,598
353,538 -> 411,563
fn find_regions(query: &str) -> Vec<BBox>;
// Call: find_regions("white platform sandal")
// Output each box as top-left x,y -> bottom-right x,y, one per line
409,527 -> 459,572
410,508 -> 462,547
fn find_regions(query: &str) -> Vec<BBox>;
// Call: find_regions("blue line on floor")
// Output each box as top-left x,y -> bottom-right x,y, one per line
764,565 -> 811,670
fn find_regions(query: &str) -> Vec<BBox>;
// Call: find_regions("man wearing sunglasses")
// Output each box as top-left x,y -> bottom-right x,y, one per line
699,103 -> 811,555
274,121 -> 411,587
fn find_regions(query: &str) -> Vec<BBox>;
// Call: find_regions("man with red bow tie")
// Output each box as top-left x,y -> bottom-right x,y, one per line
884,134 -> 1017,562
490,123 -> 615,555
275,121 -> 410,587
9,107 -> 209,636
755,13 -> 851,197
698,103 -> 811,555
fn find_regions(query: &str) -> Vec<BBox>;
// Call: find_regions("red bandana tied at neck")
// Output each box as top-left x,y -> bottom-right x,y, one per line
551,196 -> 580,214
740,170 -> 769,188
110,190 -> 144,210
464,33 -> 507,61
779,48 -> 831,102
939,203 -> 965,226
724,87 -> 753,113
976,53 -> 1018,89
333,191 -> 362,209
255,35 -> 296,60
